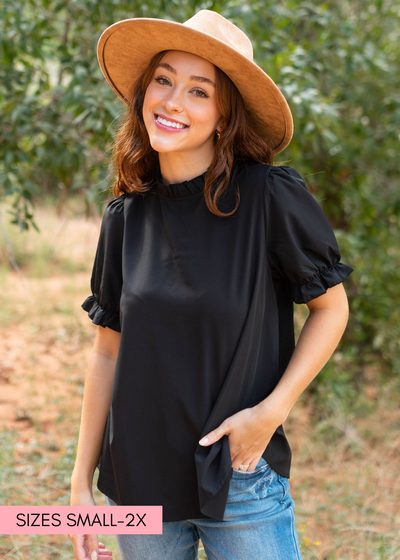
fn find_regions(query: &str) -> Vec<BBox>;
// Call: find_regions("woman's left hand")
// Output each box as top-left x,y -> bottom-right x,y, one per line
198,403 -> 283,471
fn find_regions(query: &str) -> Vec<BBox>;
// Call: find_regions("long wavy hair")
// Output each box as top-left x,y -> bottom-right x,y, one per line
112,50 -> 275,217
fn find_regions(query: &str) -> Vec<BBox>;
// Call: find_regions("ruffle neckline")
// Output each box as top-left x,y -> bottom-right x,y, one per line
156,170 -> 208,199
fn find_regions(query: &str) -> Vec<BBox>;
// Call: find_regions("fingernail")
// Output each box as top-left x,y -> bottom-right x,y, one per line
92,552 -> 98,560
199,437 -> 209,445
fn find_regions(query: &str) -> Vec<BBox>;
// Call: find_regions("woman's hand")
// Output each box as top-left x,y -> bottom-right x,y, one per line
69,489 -> 113,560
68,538 -> 112,560
199,401 -> 283,471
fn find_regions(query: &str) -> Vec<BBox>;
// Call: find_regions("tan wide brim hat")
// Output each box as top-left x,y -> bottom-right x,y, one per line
97,10 -> 294,154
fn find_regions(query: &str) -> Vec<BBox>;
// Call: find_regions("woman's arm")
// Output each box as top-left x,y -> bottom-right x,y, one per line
71,325 -> 121,493
199,283 -> 349,470
257,282 -> 349,424
69,326 -> 120,560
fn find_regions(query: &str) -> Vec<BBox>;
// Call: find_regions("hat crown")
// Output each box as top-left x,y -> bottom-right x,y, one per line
183,10 -> 253,61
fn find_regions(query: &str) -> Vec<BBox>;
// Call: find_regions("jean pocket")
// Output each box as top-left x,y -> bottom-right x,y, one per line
228,460 -> 276,503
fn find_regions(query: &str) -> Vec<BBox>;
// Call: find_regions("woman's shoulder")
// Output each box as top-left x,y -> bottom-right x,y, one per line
104,193 -> 126,214
99,194 -> 126,239
237,162 -> 308,195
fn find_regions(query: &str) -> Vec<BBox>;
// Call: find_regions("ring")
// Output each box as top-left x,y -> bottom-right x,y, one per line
239,464 -> 250,470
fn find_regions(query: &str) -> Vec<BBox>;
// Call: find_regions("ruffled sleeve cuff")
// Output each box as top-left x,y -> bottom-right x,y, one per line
290,262 -> 354,304
81,295 -> 121,332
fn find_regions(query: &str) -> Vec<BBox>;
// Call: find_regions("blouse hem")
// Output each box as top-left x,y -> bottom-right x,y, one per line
98,477 -> 213,522
81,295 -> 121,332
262,453 -> 290,479
291,262 -> 354,304
97,478 -> 120,507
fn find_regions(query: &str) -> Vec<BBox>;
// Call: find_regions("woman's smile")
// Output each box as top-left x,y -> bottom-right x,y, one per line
154,113 -> 190,133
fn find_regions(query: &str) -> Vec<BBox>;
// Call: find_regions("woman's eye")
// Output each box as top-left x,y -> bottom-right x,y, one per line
154,77 -> 208,98
155,76 -> 170,86
192,89 -> 208,98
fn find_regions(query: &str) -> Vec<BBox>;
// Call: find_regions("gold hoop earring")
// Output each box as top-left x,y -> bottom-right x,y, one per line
216,130 -> 221,140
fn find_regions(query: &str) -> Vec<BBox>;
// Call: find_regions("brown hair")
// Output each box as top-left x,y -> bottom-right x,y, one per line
112,50 -> 275,217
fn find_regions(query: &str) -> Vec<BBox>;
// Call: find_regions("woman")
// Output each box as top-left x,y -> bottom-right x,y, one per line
69,10 -> 353,560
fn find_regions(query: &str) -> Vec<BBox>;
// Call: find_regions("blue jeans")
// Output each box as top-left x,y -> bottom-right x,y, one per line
105,458 -> 302,559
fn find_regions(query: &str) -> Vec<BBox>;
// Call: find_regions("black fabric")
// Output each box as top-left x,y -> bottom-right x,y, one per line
81,162 -> 353,522
81,199 -> 124,332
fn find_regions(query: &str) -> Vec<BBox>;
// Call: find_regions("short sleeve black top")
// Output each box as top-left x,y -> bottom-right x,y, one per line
82,161 -> 353,522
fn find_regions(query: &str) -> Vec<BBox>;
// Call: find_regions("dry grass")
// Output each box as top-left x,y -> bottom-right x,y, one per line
0,198 -> 399,559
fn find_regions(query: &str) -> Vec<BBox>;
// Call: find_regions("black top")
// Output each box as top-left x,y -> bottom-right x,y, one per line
82,161 -> 353,522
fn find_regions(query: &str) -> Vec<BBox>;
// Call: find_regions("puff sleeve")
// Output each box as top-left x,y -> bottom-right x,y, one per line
265,166 -> 353,304
81,195 -> 125,332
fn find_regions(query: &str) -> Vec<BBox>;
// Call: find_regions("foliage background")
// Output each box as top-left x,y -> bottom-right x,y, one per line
1,0 -> 400,409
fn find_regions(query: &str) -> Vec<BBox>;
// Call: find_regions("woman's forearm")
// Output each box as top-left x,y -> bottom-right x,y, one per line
257,284 -> 349,424
70,350 -> 117,493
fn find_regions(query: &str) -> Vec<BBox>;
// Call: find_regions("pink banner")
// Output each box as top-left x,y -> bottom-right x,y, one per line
0,506 -> 162,534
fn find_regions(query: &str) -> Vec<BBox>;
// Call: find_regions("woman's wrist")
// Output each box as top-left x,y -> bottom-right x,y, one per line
254,390 -> 292,427
70,469 -> 95,494
70,487 -> 96,508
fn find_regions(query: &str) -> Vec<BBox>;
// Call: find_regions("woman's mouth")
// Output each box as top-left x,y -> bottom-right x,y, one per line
154,114 -> 189,133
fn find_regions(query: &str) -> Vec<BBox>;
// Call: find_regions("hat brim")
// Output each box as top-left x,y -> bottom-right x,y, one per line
98,18 -> 293,154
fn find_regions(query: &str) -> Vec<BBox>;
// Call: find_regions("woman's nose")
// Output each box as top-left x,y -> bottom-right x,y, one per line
162,87 -> 184,113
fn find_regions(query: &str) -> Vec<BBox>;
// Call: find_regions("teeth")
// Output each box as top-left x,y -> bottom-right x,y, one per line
156,115 -> 187,129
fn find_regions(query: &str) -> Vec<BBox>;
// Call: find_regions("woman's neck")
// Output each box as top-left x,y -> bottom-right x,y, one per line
158,149 -> 214,185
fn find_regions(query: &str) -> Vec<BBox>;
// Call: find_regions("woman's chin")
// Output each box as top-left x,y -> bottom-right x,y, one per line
149,137 -> 183,153
149,137 -> 215,157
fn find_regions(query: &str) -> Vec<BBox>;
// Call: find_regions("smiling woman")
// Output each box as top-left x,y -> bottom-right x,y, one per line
70,9 -> 353,560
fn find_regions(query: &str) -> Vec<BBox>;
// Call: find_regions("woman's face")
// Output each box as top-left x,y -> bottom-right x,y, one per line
142,50 -> 222,158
